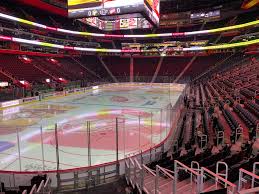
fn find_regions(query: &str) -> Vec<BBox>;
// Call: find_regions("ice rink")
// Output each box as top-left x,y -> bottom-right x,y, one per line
0,83 -> 184,172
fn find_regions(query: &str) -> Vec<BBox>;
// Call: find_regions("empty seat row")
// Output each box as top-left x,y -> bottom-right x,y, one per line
234,104 -> 258,130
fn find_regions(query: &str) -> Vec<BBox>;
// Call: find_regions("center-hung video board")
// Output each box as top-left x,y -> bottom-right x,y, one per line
79,16 -> 152,31
68,0 -> 160,26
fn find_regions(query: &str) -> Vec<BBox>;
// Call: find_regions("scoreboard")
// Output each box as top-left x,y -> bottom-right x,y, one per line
68,0 -> 144,18
68,0 -> 160,27
79,16 -> 152,31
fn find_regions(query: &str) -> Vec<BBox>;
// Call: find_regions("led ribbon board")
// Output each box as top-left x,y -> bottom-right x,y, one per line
0,35 -> 259,53
0,13 -> 258,38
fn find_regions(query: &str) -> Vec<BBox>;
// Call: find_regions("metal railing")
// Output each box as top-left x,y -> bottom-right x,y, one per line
22,176 -> 51,194
238,163 -> 259,193
156,165 -> 174,194
174,160 -> 202,194
201,166 -> 237,194
142,164 -> 156,194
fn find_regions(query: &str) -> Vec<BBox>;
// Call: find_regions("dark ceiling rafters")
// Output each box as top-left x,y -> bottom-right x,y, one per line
14,0 -> 68,17
13,0 -> 245,17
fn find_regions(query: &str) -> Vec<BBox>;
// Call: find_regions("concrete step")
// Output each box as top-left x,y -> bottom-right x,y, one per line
158,180 -> 173,194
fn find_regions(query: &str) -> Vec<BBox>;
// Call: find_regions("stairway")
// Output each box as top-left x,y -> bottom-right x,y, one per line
0,66 -> 26,87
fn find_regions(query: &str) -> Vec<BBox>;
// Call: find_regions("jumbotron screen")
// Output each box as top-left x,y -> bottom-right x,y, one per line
68,0 -> 144,18
68,0 -> 160,26
79,16 -> 152,31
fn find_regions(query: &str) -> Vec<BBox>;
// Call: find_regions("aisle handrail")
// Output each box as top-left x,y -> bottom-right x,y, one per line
143,164 -> 156,176
36,180 -> 44,193
156,165 -> 174,179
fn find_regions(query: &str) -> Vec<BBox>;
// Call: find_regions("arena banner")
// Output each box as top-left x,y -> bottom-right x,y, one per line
43,91 -> 65,99
42,93 -> 55,98
23,96 -> 39,103
54,91 -> 65,96
1,99 -> 20,108
67,90 -> 75,94
1,106 -> 20,116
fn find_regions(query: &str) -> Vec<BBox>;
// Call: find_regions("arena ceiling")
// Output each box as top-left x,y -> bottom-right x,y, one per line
13,0 -> 247,15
